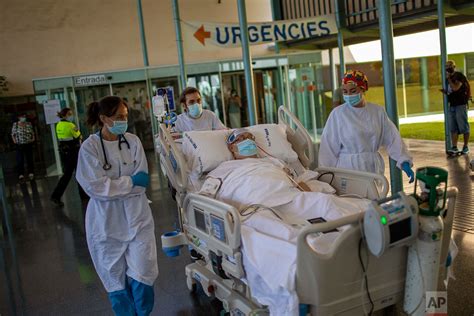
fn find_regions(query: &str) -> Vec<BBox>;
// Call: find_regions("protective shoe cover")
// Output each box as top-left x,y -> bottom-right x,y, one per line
108,278 -> 154,316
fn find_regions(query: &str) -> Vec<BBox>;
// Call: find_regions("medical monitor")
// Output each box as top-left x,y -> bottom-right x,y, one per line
364,192 -> 418,257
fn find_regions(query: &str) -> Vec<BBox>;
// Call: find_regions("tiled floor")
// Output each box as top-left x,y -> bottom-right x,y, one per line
0,140 -> 473,315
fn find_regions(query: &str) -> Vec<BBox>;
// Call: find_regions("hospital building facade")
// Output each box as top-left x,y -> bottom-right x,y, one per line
1,0 -> 473,178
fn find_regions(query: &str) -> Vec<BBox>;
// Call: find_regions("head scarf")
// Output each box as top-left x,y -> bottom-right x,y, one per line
226,128 -> 251,145
342,70 -> 369,91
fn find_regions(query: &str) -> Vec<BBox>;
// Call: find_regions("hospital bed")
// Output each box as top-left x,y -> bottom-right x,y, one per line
156,106 -> 457,315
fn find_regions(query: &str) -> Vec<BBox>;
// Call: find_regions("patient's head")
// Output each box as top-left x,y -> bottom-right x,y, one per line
226,129 -> 258,160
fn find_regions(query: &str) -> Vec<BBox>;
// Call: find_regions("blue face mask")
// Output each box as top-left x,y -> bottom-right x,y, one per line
107,120 -> 128,135
67,115 -> 75,122
188,103 -> 203,118
236,139 -> 258,157
19,117 -> 27,122
343,93 -> 362,107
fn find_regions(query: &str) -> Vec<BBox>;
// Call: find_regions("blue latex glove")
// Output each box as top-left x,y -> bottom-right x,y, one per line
131,171 -> 150,188
401,161 -> 415,183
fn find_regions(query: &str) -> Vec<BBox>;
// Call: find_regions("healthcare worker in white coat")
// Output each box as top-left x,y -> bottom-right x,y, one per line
76,96 -> 158,315
319,70 -> 415,183
174,86 -> 226,132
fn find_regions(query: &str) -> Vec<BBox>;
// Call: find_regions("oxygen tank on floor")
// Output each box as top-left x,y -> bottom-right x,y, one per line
403,167 -> 448,316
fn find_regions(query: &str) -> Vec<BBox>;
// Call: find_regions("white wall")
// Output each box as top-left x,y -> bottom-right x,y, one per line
0,0 -> 273,96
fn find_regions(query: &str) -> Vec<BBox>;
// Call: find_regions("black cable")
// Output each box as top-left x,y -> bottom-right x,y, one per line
239,204 -> 283,222
358,238 -> 374,316
317,171 -> 335,185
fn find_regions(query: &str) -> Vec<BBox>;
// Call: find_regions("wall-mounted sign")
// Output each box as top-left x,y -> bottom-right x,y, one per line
74,74 -> 108,87
182,15 -> 337,50
43,99 -> 61,125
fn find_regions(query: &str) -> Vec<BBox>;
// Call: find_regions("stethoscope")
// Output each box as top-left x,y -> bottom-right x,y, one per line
99,129 -> 131,170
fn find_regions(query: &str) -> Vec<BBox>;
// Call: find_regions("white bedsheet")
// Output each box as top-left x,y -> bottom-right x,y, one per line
202,157 -> 370,315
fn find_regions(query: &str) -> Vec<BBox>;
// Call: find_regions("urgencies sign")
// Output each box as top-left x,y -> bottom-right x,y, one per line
183,16 -> 337,48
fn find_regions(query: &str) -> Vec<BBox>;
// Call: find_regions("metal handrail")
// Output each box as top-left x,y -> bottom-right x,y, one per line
277,0 -> 437,26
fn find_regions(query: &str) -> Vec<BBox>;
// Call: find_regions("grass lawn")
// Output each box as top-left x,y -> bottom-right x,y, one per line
400,118 -> 474,141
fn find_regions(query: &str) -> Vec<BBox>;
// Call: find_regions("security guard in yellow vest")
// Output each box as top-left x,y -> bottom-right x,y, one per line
51,108 -> 85,206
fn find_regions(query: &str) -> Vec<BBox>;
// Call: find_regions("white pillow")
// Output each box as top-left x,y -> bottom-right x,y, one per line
248,124 -> 299,163
181,124 -> 299,177
182,129 -> 232,176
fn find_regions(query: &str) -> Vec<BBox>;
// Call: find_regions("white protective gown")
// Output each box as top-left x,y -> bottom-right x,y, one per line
174,109 -> 226,132
318,102 -> 412,174
76,133 -> 158,292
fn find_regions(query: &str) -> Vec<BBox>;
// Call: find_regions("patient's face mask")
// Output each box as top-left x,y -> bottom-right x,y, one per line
187,102 -> 203,118
236,139 -> 258,157
343,93 -> 362,107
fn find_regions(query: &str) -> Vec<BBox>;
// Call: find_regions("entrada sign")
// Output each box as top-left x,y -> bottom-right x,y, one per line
74,75 -> 108,87
183,16 -> 337,48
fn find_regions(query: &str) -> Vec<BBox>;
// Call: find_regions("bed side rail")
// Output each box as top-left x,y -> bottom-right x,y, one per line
158,123 -> 188,194
296,187 -> 457,314
278,106 -> 317,169
297,217 -> 407,314
316,166 -> 389,200
183,193 -> 244,279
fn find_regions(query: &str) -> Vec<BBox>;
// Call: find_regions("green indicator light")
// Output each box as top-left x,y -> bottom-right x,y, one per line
381,216 -> 388,225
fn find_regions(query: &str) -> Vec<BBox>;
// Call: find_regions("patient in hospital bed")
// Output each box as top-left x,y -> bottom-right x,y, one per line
197,128 -> 370,315
202,128 -> 370,225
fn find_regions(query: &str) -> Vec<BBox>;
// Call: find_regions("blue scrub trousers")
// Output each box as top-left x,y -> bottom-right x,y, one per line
108,277 -> 154,316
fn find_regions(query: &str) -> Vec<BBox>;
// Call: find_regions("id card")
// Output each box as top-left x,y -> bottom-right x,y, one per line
306,217 -> 338,233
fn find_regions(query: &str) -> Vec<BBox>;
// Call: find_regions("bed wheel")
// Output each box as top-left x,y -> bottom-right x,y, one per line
186,276 -> 197,293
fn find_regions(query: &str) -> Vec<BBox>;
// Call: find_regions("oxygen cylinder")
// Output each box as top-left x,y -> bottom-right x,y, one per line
403,215 -> 443,315
404,167 -> 447,316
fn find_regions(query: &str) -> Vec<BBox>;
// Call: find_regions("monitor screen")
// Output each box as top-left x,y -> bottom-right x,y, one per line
194,208 -> 207,232
389,217 -> 411,244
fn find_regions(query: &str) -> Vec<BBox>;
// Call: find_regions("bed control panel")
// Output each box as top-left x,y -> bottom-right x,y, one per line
184,194 -> 245,279
211,215 -> 226,242
193,207 -> 227,243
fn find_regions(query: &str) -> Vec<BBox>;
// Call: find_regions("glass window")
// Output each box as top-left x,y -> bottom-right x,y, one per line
112,81 -> 155,150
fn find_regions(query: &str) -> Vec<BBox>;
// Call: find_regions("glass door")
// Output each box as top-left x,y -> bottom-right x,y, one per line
35,88 -> 74,177
285,62 -> 324,141
221,73 -> 246,128
111,81 -> 155,150
187,74 -> 224,124
74,85 -> 110,139
262,70 -> 278,124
